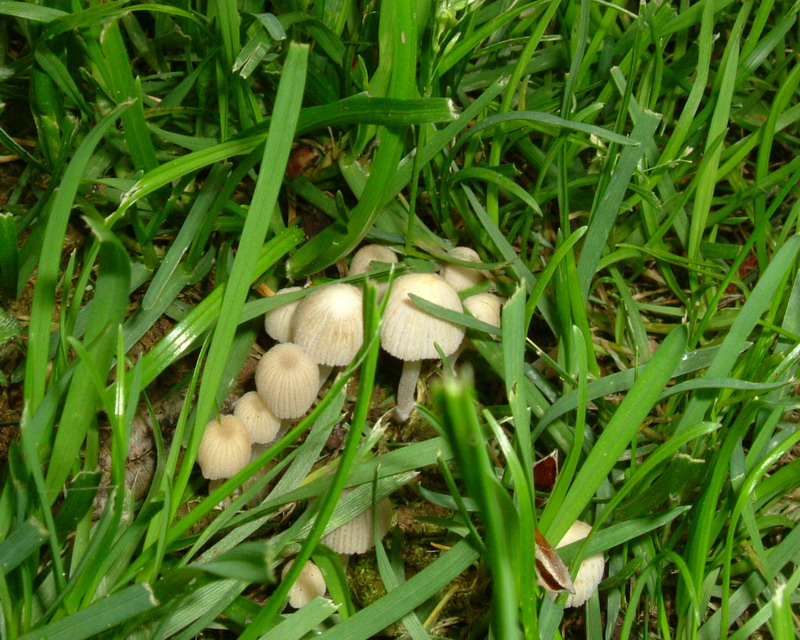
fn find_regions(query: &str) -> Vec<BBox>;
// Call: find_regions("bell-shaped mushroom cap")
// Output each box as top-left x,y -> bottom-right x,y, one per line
233,391 -> 282,444
282,560 -> 327,609
255,343 -> 320,419
440,247 -> 486,292
292,283 -> 364,366
381,273 -> 465,361
321,497 -> 393,555
264,286 -> 303,343
197,415 -> 251,480
555,520 -> 605,608
463,292 -> 503,329
349,244 -> 398,276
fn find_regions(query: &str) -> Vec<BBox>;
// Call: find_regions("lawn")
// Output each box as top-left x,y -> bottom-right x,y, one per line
0,0 -> 798,638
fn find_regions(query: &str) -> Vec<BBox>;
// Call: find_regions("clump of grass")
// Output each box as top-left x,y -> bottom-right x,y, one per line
1,1 -> 799,639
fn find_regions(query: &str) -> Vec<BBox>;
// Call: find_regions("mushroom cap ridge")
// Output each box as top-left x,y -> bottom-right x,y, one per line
381,273 -> 465,361
321,496 -> 393,554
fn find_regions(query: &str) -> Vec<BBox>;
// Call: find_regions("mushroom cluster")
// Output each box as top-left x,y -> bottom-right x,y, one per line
196,280 -> 369,486
196,242 -> 504,484
190,241 -> 511,619
277,244 -> 502,422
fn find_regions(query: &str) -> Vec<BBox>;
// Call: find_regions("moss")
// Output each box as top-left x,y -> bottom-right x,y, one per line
348,553 -> 387,609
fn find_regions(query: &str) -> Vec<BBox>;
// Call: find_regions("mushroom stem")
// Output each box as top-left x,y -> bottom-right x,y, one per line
448,341 -> 466,371
395,359 -> 422,422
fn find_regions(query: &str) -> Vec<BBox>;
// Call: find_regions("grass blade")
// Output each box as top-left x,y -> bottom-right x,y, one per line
17,584 -> 158,640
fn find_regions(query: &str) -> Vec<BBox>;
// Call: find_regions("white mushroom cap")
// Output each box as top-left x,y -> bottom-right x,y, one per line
440,247 -> 486,291
197,415 -> 251,480
552,520 -> 605,608
381,273 -> 465,421
282,560 -> 327,608
349,245 -> 398,300
292,283 -> 364,366
349,244 -> 398,276
381,273 -> 465,361
321,496 -> 393,555
233,391 -> 282,444
463,292 -> 503,329
264,286 -> 303,343
255,343 -> 320,419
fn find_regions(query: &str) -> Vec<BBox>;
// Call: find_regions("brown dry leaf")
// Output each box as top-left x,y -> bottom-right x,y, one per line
534,529 -> 575,594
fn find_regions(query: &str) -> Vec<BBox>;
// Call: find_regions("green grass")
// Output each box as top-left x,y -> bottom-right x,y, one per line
1,0 -> 799,638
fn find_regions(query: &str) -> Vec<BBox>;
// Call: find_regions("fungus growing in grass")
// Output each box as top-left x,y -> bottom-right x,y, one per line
292,283 -> 364,382
255,343 -> 319,419
463,292 -> 503,329
380,273 -> 464,421
321,495 -> 393,555
450,292 -> 504,367
197,415 -> 251,480
440,246 -> 486,291
544,520 -> 605,608
233,391 -> 282,444
349,244 -> 398,299
263,286 -> 303,343
282,559 -> 327,608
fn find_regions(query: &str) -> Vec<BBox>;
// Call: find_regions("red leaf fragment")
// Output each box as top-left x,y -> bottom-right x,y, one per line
533,450 -> 559,491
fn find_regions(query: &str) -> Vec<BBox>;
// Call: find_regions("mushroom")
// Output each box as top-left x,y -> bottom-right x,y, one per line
292,283 -> 364,383
263,286 -> 304,343
463,292 -> 503,329
255,343 -> 320,419
545,520 -> 605,608
451,292 -> 504,367
321,495 -> 393,555
281,559 -> 327,608
197,415 -> 251,480
440,246 -> 486,292
233,391 -> 282,444
349,244 -> 398,299
380,273 -> 465,421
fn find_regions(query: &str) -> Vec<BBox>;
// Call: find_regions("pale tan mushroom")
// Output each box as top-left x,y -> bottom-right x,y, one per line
544,520 -> 605,608
381,273 -> 465,421
292,283 -> 364,368
451,292 -> 504,367
197,415 -> 251,480
463,292 -> 503,329
233,391 -> 282,444
440,246 -> 486,291
263,286 -> 303,343
321,495 -> 393,555
349,244 -> 398,299
281,559 -> 327,608
255,343 -> 319,419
